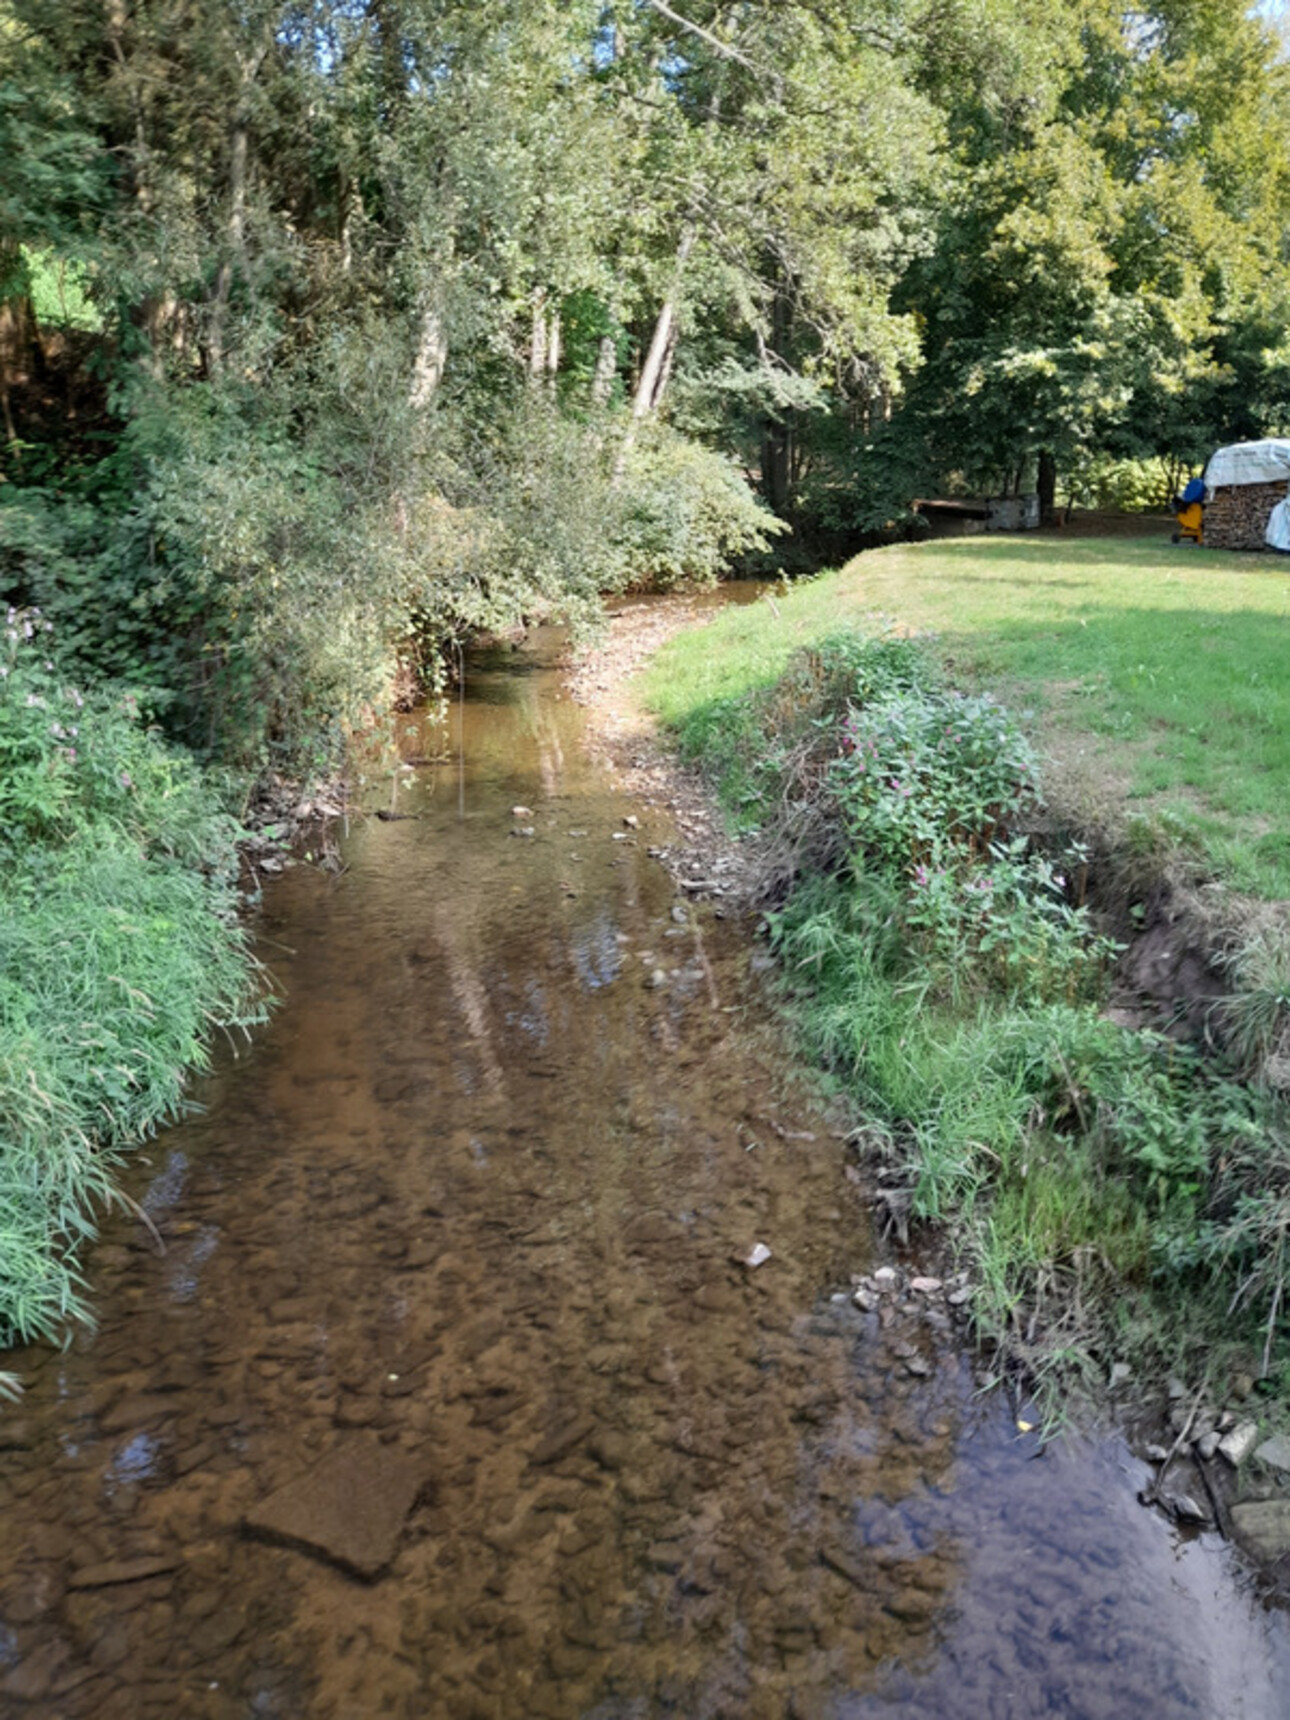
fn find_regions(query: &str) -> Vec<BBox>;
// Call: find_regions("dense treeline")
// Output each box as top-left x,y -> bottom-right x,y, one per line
1,0 -> 1288,761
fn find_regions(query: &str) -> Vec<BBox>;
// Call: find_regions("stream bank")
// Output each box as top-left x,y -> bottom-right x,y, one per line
0,609 -> 1288,1717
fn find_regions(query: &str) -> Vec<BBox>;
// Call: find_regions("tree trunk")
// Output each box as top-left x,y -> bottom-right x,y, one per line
409,299 -> 448,408
546,307 -> 561,379
761,420 -> 791,515
760,278 -> 794,516
613,227 -> 693,481
591,335 -> 617,404
207,38 -> 266,374
1038,449 -> 1057,525
529,290 -> 548,377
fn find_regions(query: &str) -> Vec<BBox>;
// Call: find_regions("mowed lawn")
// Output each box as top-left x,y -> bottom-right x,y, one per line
644,530 -> 1290,899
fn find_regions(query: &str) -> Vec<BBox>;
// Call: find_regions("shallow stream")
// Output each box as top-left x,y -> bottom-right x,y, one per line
2,620 -> 1289,1718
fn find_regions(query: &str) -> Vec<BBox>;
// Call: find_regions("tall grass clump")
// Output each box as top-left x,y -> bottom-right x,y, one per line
0,609 -> 267,1348
677,627 -> 1290,1404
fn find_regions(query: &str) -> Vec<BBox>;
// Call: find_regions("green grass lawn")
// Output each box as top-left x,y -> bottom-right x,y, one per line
644,532 -> 1290,898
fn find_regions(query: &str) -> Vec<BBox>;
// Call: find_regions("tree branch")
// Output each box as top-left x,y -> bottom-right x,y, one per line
642,0 -> 760,74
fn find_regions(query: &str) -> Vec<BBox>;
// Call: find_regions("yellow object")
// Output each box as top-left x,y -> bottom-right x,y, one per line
1174,501 -> 1204,544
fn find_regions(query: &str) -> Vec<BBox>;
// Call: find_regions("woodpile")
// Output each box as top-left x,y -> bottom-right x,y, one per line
1204,480 -> 1288,550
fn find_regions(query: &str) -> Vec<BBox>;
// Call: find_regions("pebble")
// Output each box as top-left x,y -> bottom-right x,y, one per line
1195,1430 -> 1221,1462
947,1286 -> 974,1307
511,806 -> 534,818
744,1243 -> 772,1269
909,1277 -> 942,1295
872,1267 -> 900,1292
645,969 -> 667,990
1144,1443 -> 1170,1463
852,1289 -> 877,1312
511,826 -> 535,838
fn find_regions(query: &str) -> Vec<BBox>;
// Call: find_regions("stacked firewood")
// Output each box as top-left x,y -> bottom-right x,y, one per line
1204,480 -> 1288,550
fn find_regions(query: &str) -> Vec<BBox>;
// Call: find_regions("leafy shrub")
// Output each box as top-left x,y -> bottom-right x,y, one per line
904,840 -> 1118,1006
831,687 -> 1037,869
613,425 -> 786,591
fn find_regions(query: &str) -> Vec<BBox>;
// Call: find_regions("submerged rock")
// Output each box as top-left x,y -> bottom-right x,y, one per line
242,1435 -> 426,1580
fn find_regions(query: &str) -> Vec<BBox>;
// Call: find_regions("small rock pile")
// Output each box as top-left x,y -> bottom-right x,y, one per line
1203,480 -> 1287,550
1140,1374 -> 1290,1575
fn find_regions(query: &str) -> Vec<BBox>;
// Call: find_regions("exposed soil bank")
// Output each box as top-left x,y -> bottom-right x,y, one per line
0,611 -> 1287,1717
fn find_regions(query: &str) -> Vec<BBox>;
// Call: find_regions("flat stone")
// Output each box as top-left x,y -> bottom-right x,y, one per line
872,1267 -> 899,1292
242,1435 -> 426,1580
743,1243 -> 772,1269
68,1555 -> 180,1590
1255,1434 -> 1290,1476
908,1277 -> 942,1295
529,1417 -> 595,1467
99,1394 -> 180,1434
1218,1421 -> 1260,1468
1230,1501 -> 1290,1564
1195,1430 -> 1221,1462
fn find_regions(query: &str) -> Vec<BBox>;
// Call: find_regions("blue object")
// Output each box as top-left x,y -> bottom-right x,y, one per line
1182,477 -> 1205,504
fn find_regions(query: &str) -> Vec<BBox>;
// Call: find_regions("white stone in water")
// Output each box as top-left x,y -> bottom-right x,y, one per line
744,1243 -> 772,1269
1218,1421 -> 1260,1468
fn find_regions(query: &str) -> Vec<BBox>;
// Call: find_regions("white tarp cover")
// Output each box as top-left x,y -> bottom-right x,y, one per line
1205,438 -> 1290,490
1267,498 -> 1290,552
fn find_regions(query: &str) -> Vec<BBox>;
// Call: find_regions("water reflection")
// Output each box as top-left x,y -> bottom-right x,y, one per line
0,619 -> 1286,1719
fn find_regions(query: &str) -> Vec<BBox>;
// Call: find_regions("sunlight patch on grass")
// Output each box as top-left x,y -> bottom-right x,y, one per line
643,534 -> 1290,897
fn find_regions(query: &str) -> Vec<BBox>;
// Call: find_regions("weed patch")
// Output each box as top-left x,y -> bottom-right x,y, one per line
0,611 -> 267,1347
661,619 -> 1290,1412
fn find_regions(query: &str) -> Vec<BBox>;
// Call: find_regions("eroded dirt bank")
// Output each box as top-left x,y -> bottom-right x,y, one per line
0,613 -> 1287,1718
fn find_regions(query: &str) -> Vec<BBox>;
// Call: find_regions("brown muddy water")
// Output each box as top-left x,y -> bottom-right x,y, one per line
2,622 -> 1290,1720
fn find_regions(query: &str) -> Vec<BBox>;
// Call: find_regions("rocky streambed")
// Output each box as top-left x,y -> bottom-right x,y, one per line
0,609 -> 1288,1718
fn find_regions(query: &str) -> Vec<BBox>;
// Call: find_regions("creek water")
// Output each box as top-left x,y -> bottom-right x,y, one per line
1,618 -> 1289,1720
